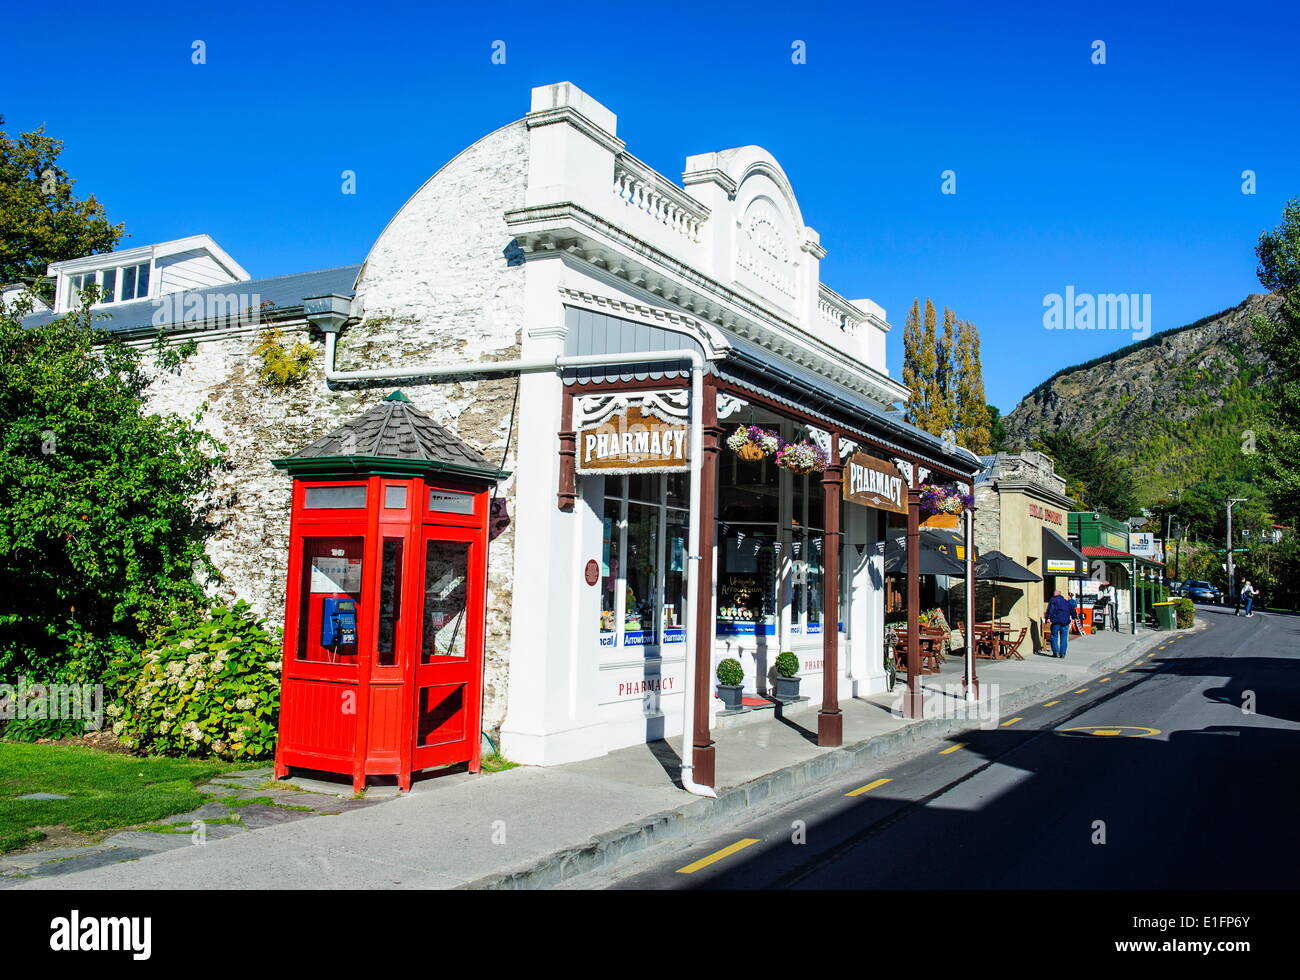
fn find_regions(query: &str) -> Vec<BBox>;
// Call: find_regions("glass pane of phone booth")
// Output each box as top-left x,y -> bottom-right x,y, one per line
296,536 -> 364,662
376,538 -> 403,667
421,540 -> 469,660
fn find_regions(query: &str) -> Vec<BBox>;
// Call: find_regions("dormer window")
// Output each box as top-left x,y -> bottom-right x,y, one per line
69,262 -> 151,307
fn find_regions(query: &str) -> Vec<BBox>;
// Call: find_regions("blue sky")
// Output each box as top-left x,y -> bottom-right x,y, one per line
3,1 -> 1298,412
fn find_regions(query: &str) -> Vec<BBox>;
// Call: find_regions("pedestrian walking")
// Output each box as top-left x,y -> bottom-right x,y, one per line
1046,590 -> 1073,657
1242,580 -> 1257,617
1068,592 -> 1084,636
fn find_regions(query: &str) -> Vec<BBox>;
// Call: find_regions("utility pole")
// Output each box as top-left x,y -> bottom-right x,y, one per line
1227,498 -> 1246,604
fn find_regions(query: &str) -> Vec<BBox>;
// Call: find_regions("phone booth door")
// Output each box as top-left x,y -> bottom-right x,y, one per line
411,523 -> 485,774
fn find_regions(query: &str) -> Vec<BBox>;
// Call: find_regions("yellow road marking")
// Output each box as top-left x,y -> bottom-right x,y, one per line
1118,669 -> 1129,673
1043,700 -> 1061,707
676,838 -> 760,874
846,778 -> 892,797
1099,677 -> 1112,683
939,743 -> 967,755
1059,725 -> 1162,739
1074,688 -> 1089,694
1000,717 -> 1023,727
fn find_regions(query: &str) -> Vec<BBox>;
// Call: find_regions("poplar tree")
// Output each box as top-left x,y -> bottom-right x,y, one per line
901,298 -> 924,425
936,307 -> 957,432
915,299 -> 942,432
955,319 -> 993,454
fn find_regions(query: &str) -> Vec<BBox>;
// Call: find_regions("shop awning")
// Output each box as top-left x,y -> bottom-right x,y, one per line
881,533 -> 966,576
1042,527 -> 1088,577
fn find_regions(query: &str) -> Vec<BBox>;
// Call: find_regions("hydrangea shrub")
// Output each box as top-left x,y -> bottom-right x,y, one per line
109,600 -> 282,759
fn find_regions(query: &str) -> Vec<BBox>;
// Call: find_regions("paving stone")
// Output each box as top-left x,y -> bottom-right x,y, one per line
100,831 -> 196,852
159,802 -> 237,824
234,804 -> 317,830
25,848 -> 157,877
14,793 -> 70,801
0,845 -> 112,870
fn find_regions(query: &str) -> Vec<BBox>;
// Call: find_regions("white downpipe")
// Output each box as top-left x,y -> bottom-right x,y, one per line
965,508 -> 976,702
322,331 -> 716,796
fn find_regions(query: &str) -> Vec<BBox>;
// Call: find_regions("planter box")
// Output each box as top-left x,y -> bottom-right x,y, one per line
773,675 -> 802,702
716,684 -> 745,711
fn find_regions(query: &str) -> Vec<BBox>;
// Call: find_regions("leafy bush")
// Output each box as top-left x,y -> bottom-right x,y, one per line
253,327 -> 315,387
108,601 -> 281,760
0,295 -> 220,685
1175,598 -> 1195,629
715,658 -> 744,687
775,651 -> 800,678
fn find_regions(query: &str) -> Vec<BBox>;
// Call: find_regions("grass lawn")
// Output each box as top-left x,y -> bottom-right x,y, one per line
0,742 -> 257,854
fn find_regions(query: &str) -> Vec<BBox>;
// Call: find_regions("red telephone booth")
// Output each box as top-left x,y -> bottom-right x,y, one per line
271,391 -> 506,792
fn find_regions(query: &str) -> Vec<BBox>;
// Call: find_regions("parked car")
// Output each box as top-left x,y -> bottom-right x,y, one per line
1165,579 -> 1184,596
1183,580 -> 1222,604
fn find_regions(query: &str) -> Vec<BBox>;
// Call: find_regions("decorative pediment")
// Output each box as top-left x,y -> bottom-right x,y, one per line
575,388 -> 690,428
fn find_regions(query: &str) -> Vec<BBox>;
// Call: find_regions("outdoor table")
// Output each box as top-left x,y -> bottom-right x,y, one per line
894,629 -> 943,675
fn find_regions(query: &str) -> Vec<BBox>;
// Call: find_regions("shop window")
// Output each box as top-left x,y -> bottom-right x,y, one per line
716,525 -> 777,636
599,475 -> 687,653
383,484 -> 408,509
788,472 -> 825,636
717,433 -> 780,637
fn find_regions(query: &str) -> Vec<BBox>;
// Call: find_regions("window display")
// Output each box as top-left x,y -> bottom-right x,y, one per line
599,475 -> 687,653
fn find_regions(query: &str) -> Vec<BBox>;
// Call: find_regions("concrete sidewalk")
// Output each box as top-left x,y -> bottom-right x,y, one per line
8,624 -> 1173,890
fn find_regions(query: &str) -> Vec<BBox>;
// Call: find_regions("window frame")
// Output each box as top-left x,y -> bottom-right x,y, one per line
598,474 -> 687,659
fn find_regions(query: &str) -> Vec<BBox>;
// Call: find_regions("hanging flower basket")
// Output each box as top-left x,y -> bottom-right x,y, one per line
775,440 -> 829,476
726,424 -> 780,461
919,482 -> 973,517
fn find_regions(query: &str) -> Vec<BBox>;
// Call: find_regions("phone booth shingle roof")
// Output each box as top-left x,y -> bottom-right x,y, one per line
273,390 -> 508,481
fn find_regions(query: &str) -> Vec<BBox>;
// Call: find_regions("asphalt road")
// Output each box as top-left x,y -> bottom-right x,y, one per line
595,605 -> 1300,889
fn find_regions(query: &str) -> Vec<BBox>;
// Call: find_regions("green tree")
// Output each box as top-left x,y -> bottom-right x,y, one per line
936,307 -> 957,431
0,117 -> 124,298
954,318 -> 992,454
0,291 -> 221,685
1032,430 -> 1140,518
1252,198 -> 1300,526
986,403 -> 1008,452
901,298 -> 925,427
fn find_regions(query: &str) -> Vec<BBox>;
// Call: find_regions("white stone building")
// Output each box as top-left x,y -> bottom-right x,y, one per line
21,82 -> 982,777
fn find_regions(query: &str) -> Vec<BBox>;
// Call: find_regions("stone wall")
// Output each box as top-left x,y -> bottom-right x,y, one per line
141,118 -> 531,739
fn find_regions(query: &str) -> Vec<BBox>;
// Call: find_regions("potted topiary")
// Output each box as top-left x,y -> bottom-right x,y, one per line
773,651 -> 802,702
716,658 -> 745,710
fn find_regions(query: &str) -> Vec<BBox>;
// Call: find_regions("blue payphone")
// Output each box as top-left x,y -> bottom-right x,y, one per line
321,597 -> 358,647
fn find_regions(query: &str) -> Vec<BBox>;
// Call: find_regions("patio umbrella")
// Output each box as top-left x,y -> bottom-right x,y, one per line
974,550 -> 1041,622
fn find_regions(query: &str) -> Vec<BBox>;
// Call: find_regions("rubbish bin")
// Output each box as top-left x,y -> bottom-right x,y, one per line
1152,601 -> 1178,631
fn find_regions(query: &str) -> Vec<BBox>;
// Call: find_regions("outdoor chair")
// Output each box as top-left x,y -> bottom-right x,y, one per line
1001,627 -> 1028,660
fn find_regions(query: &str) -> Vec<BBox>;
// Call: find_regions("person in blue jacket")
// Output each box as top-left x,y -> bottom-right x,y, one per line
1046,590 -> 1073,658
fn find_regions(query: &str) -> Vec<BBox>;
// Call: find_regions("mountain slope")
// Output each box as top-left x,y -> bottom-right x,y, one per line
1002,293 -> 1280,503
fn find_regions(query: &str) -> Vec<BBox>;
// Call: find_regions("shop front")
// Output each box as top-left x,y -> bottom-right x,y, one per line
973,452 -> 1084,651
1070,512 -> 1167,632
296,80 -> 986,788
